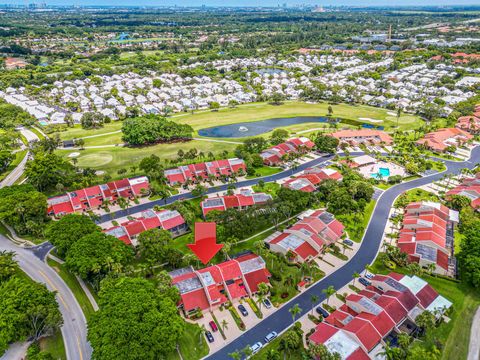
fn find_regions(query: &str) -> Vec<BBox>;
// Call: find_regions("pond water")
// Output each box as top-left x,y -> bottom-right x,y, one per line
198,116 -> 337,138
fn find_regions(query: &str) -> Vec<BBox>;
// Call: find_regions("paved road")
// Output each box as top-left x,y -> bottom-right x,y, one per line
97,154 -> 337,223
468,306 -> 480,360
0,236 -> 92,360
0,127 -> 39,188
204,147 -> 480,359
0,341 -> 31,360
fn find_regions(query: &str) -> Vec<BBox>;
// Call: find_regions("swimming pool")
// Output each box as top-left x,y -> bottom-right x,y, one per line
198,116 -> 336,138
371,167 -> 391,179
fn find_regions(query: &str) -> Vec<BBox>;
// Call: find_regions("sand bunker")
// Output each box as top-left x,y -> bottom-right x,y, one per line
68,152 -> 80,158
359,117 -> 383,123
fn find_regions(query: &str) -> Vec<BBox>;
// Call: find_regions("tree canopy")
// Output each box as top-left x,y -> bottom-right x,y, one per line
45,214 -> 100,258
87,277 -> 185,360
0,184 -> 48,236
0,252 -> 62,356
65,232 -> 134,282
121,115 -> 193,145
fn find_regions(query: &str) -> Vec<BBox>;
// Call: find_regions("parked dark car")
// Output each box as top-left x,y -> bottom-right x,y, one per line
209,320 -> 218,332
205,331 -> 214,343
343,239 -> 354,246
238,304 -> 249,317
359,277 -> 371,287
315,306 -> 330,318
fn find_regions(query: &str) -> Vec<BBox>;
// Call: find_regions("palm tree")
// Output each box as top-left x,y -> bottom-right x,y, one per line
242,346 -> 253,359
229,351 -> 241,360
322,285 -> 336,305
221,242 -> 231,260
426,262 -> 436,275
221,319 -> 229,332
288,303 -> 302,325
352,272 -> 360,286
310,295 -> 319,314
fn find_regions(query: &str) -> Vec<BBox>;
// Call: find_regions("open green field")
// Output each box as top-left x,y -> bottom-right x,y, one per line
175,101 -> 422,133
371,258 -> 480,360
52,101 -> 423,176
55,101 -> 423,143
56,140 -> 238,177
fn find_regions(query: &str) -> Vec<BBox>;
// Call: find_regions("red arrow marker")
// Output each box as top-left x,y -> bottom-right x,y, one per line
187,222 -> 223,265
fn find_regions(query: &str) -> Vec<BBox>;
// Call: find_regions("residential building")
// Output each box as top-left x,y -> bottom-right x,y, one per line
260,137 -> 315,165
446,172 -> 480,209
329,129 -> 393,146
416,128 -> 473,152
200,189 -> 272,217
164,158 -> 246,185
103,209 -> 187,245
265,210 -> 344,262
397,201 -> 458,275
47,176 -> 149,217
283,168 -> 342,192
456,115 -> 480,134
309,272 -> 452,359
169,253 -> 271,317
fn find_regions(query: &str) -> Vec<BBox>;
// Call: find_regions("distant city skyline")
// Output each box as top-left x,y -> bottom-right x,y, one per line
3,0 -> 479,7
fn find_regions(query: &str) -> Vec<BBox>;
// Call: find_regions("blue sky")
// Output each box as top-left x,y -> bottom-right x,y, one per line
9,0 -> 480,6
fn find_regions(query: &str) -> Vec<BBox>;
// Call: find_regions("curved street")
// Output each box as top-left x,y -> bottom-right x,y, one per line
0,235 -> 92,360
204,146 -> 480,359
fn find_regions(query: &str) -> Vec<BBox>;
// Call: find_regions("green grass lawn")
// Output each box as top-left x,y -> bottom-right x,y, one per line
252,182 -> 281,196
371,258 -> 480,360
29,126 -> 45,140
54,101 -> 423,144
337,200 -> 376,242
394,188 -> 440,208
47,258 -> 96,320
165,322 -> 209,360
39,330 -> 66,360
177,101 -> 422,133
246,166 -> 282,179
56,140 -> 238,177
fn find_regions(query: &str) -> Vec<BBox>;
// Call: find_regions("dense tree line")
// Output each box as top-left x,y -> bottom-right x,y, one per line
0,251 -> 62,356
0,184 -> 48,237
87,277 -> 185,360
121,115 -> 193,146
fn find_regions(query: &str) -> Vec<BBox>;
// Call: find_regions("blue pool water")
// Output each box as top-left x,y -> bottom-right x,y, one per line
198,116 -> 336,138
371,167 -> 391,179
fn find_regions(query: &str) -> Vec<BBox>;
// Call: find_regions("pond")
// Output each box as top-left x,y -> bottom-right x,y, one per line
198,116 -> 337,138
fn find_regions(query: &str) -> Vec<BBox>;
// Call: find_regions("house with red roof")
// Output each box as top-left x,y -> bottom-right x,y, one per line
329,129 -> 393,147
200,190 -> 272,217
265,210 -> 344,263
169,253 -> 270,317
371,273 -> 452,316
310,272 -> 452,358
416,128 -> 473,152
446,172 -> 480,209
456,115 -> 480,134
47,176 -> 150,217
397,201 -> 458,275
260,137 -> 315,166
164,158 -> 246,185
283,167 -> 342,192
103,209 -> 187,245
308,323 -> 370,360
